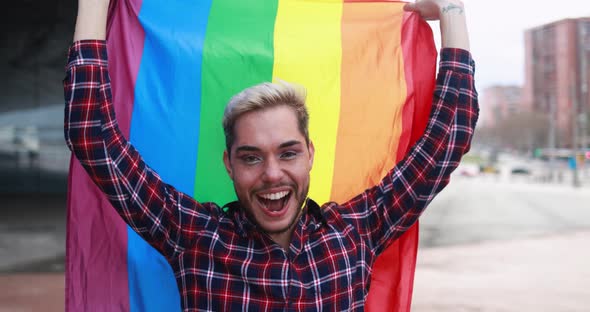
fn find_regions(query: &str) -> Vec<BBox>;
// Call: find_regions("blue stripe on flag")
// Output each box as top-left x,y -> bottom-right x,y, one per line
127,0 -> 213,310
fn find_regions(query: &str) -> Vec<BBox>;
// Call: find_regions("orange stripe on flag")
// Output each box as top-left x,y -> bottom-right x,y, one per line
332,2 -> 407,203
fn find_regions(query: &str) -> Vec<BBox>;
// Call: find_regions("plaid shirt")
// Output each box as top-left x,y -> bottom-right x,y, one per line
64,40 -> 478,311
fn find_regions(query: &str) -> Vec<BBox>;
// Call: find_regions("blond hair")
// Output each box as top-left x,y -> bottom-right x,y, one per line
222,81 -> 309,154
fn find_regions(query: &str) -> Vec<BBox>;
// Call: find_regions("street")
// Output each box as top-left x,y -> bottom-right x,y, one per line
419,175 -> 590,248
0,194 -> 65,273
1,174 -> 589,311
413,175 -> 590,311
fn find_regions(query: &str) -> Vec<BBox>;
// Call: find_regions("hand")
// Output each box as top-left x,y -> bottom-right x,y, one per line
404,0 -> 470,51
403,0 -> 465,21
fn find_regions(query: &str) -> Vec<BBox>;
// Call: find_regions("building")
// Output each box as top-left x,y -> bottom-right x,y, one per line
524,17 -> 590,148
480,85 -> 523,128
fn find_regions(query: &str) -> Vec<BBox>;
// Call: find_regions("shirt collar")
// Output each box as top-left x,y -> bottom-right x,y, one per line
289,198 -> 325,255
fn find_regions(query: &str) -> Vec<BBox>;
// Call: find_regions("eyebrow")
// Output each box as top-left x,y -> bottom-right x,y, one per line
235,145 -> 261,153
279,140 -> 302,149
234,140 -> 302,153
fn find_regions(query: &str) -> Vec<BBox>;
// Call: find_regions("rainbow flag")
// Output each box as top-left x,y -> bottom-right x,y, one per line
65,0 -> 436,310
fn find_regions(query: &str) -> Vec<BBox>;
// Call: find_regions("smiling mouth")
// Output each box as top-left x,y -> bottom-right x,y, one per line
257,191 -> 291,213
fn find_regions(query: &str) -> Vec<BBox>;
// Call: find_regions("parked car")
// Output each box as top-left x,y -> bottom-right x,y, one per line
511,167 -> 531,175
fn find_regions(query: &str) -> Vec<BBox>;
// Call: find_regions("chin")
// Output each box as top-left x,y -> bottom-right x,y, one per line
257,204 -> 301,235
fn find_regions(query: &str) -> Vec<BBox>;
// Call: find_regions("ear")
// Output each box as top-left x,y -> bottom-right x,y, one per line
223,150 -> 233,180
307,141 -> 315,169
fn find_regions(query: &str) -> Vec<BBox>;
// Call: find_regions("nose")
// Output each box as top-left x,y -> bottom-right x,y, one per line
262,157 -> 283,183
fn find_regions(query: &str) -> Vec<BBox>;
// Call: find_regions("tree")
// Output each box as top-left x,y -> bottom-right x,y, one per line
474,111 -> 550,153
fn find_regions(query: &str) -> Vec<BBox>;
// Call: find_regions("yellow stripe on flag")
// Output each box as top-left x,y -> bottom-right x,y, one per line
272,0 -> 343,204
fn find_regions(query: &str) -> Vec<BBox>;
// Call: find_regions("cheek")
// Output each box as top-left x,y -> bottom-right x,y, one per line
232,167 -> 260,192
292,161 -> 312,181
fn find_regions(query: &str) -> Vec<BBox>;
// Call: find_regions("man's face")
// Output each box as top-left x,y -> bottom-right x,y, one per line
223,105 -> 314,235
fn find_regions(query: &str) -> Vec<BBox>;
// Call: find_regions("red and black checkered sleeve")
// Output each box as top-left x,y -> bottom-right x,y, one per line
341,48 -> 479,256
63,40 -> 213,260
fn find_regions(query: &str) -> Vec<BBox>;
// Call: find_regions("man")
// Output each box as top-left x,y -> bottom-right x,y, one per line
65,0 -> 478,310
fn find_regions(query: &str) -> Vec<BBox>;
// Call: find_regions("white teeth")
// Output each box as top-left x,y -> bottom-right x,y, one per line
259,191 -> 289,201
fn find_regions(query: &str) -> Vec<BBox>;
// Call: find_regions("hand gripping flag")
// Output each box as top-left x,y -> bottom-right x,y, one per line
65,0 -> 436,310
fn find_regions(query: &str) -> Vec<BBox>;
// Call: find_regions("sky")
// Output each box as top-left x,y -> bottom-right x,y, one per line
425,0 -> 590,90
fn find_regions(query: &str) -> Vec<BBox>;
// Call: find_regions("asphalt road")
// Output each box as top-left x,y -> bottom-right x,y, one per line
0,193 -> 66,272
1,173 -> 589,311
413,175 -> 590,312
1,172 -> 589,272
418,174 -> 590,248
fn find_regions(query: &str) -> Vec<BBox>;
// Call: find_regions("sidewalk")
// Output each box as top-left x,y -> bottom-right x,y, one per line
1,231 -> 588,311
413,230 -> 590,312
0,273 -> 64,312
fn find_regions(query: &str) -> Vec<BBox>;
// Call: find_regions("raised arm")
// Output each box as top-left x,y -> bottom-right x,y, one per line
73,0 -> 109,41
404,0 -> 470,51
64,0 -> 214,260
339,0 -> 478,256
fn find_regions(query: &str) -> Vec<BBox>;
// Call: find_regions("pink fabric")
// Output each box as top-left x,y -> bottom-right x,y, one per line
65,0 -> 145,310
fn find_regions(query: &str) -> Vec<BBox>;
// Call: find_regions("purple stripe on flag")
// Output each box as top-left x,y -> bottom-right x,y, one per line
65,0 -> 146,311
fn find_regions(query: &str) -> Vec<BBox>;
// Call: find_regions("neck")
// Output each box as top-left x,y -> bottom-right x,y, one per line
269,202 -> 307,250
269,231 -> 293,250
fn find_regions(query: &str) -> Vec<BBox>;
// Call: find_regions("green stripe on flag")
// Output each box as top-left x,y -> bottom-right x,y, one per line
195,0 -> 279,203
